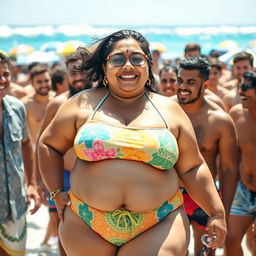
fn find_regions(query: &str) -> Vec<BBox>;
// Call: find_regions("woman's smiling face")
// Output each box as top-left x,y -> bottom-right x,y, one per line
103,38 -> 149,98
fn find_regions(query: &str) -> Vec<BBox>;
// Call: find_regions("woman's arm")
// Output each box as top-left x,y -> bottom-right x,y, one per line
38,98 -> 78,220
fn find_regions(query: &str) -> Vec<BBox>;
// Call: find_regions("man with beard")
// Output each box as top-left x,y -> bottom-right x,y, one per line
21,64 -> 55,146
174,57 -> 239,256
0,52 -> 40,256
225,71 -> 256,256
35,50 -> 93,256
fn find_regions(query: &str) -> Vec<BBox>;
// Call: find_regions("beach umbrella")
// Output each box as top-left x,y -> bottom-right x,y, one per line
17,51 -> 60,65
40,41 -> 64,53
248,39 -> 256,50
219,48 -> 256,66
59,40 -> 85,55
150,42 -> 167,53
0,50 -> 7,56
217,40 -> 239,51
9,44 -> 35,57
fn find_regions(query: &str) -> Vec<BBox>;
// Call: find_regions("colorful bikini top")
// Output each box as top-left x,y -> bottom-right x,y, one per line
74,92 -> 179,170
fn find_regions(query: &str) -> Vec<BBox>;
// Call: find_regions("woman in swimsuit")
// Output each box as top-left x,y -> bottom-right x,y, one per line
38,29 -> 226,256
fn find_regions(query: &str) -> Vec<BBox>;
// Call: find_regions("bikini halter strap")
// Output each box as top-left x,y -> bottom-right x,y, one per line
144,92 -> 169,129
89,91 -> 110,121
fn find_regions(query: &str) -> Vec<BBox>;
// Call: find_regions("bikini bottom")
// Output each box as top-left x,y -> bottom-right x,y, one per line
69,189 -> 183,246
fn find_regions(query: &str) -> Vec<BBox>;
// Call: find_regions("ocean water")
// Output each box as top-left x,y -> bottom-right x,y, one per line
1,24 -> 256,60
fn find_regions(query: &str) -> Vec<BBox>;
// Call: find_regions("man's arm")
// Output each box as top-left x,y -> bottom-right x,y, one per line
218,113 -> 239,221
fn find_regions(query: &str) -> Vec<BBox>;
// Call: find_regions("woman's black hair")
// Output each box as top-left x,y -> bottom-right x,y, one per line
77,29 -> 157,92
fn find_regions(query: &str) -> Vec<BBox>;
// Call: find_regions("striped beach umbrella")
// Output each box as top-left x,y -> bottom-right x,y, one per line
219,48 -> 256,66
218,40 -> 239,51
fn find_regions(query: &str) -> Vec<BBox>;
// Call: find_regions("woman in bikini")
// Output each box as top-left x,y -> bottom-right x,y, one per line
38,29 -> 226,256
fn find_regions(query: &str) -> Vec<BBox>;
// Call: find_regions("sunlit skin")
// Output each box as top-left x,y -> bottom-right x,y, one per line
184,50 -> 200,58
177,69 -> 204,105
31,71 -> 52,96
209,67 -> 221,86
226,78 -> 256,255
233,60 -> 253,81
207,67 -> 229,100
0,63 -> 11,99
238,78 -> 256,109
103,38 -> 149,99
38,35 -> 226,256
22,71 -> 54,145
55,74 -> 68,96
66,59 -> 88,95
222,60 -> 253,110
175,66 -> 238,256
159,69 -> 177,97
35,59 -> 89,256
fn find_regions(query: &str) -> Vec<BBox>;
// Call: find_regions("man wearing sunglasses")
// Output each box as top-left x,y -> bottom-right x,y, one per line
225,71 -> 256,256
223,52 -> 254,111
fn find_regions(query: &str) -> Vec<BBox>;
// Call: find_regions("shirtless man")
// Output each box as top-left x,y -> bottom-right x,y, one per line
36,50 -> 93,256
175,57 -> 239,256
225,71 -> 256,256
21,64 -> 54,145
51,67 -> 68,96
183,44 -> 226,111
207,59 -> 229,100
223,52 -> 254,111
184,42 -> 201,58
159,65 -> 178,97
7,82 -> 27,98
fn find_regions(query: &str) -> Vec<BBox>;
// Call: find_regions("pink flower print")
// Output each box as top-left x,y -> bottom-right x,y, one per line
83,140 -> 117,161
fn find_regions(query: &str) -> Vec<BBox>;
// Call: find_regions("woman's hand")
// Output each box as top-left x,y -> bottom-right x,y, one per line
54,191 -> 71,221
206,214 -> 227,249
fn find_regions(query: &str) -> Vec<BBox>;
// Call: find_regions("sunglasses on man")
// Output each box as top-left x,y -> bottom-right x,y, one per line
240,83 -> 256,91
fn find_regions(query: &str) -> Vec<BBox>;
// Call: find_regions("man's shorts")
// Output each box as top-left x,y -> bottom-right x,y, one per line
48,170 -> 70,212
230,180 -> 256,219
0,214 -> 27,256
182,189 -> 209,229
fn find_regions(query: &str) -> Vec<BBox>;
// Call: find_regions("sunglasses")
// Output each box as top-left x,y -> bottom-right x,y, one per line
106,52 -> 148,67
240,83 -> 256,91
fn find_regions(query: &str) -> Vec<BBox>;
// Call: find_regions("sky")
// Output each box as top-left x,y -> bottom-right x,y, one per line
1,0 -> 256,26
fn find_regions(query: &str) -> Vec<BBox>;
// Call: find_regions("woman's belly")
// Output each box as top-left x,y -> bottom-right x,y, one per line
70,159 -> 180,212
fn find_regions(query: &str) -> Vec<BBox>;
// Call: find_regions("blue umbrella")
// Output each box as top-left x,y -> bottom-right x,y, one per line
40,41 -> 64,53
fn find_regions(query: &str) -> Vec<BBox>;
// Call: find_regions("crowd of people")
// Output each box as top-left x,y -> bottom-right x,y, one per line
0,29 -> 255,256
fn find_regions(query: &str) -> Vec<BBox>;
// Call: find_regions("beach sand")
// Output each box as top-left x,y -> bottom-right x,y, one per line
26,205 -> 251,256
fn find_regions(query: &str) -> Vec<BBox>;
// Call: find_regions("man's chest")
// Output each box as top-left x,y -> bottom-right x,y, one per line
26,102 -> 47,122
237,123 -> 256,150
190,117 -> 220,152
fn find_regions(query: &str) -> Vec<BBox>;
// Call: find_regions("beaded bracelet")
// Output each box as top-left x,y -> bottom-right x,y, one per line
50,188 -> 64,200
